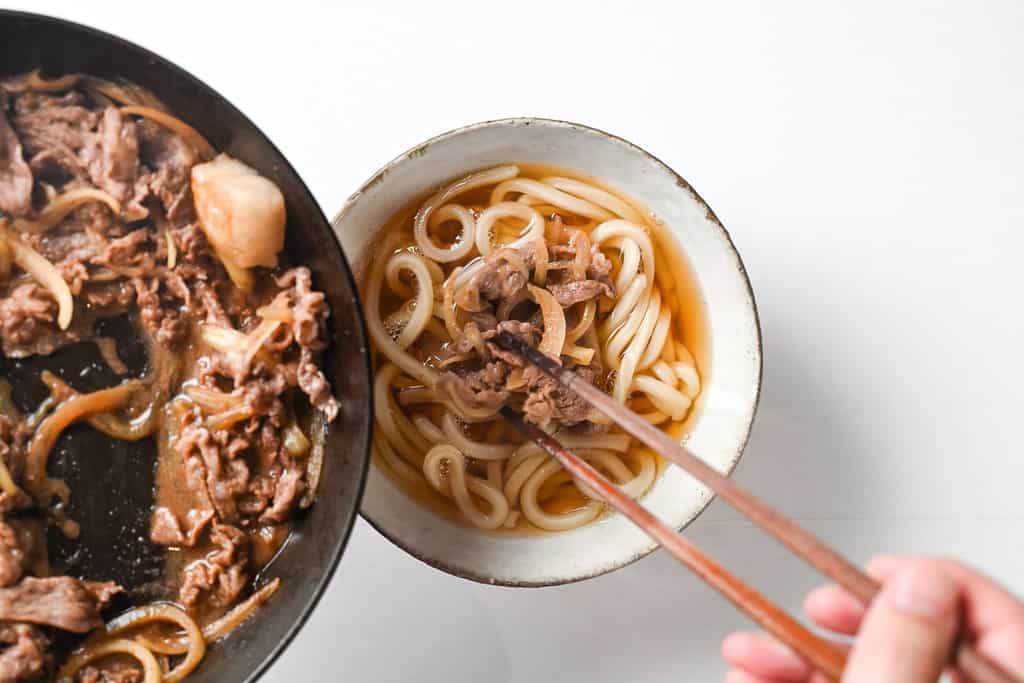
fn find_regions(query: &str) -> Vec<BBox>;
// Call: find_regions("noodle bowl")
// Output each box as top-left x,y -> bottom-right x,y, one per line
364,164 -> 707,533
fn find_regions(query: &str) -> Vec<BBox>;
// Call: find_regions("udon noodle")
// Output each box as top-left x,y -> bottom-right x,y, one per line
365,164 -> 705,532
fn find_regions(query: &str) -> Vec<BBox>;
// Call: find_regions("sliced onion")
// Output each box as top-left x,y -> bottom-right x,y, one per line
20,69 -> 81,93
527,285 -> 566,360
0,239 -> 11,281
256,306 -> 294,323
239,319 -> 282,369
133,579 -> 281,656
165,225 -> 177,269
199,320 -> 279,374
531,238 -> 548,286
100,603 -> 205,683
12,188 -> 121,234
3,231 -> 73,329
184,385 -> 239,411
205,403 -> 254,431
0,458 -> 22,498
221,256 -> 255,293
283,423 -> 311,457
26,379 -> 141,502
121,105 -> 215,160
56,638 -> 162,683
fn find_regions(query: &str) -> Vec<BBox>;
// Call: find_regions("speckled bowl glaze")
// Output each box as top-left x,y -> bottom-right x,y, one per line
334,118 -> 762,586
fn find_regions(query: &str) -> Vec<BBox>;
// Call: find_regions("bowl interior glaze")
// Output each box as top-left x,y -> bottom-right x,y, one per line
335,118 -> 762,586
0,10 -> 372,682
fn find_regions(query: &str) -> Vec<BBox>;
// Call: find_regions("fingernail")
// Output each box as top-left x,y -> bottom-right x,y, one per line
885,566 -> 958,619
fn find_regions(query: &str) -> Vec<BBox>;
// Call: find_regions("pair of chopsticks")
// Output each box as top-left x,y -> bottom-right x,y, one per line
491,332 -> 1020,683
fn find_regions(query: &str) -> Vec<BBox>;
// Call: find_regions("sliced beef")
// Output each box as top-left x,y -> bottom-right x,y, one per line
296,348 -> 339,422
0,93 -> 33,217
175,417 -> 250,523
521,364 -> 593,427
11,91 -> 98,183
436,365 -> 510,415
82,279 -> 135,311
179,523 -> 247,607
133,276 -> 187,348
0,623 -> 50,683
483,320 -> 539,366
0,518 -> 39,588
83,108 -> 139,203
99,228 -> 152,271
0,577 -> 119,633
78,662 -> 142,683
36,224 -> 98,265
587,245 -> 614,286
149,507 -> 214,547
82,581 -> 122,608
260,466 -> 305,523
137,124 -> 196,224
0,283 -> 78,358
172,224 -> 208,264
436,316 -> 595,428
454,247 -> 530,313
277,267 -> 328,351
547,279 -> 613,307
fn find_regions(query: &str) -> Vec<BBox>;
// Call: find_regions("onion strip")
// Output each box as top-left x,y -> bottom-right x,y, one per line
165,226 -> 177,269
25,380 -> 140,502
56,638 -> 162,683
100,603 -> 205,683
185,386 -> 242,413
20,69 -> 81,93
136,579 -> 282,655
2,230 -> 74,329
12,188 -> 121,234
205,403 -> 255,431
121,106 -> 215,160
527,285 -> 566,360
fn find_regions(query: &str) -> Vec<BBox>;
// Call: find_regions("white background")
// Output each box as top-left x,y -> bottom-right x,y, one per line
12,1 -> 1024,681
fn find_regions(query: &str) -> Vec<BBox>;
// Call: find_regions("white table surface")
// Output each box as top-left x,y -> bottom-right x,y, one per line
12,1 -> 1024,680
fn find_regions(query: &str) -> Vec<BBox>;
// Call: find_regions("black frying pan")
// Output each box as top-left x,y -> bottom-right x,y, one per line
0,10 -> 372,682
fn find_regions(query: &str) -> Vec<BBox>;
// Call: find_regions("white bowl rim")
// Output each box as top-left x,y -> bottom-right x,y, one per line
333,116 -> 763,587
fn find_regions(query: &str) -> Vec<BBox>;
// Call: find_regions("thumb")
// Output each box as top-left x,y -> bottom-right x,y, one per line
843,563 -> 960,682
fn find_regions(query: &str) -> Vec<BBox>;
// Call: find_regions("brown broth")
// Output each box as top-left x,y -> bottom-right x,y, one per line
152,318 -> 297,623
365,163 -> 710,533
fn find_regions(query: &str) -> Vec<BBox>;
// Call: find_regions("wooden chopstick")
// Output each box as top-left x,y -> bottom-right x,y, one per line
501,408 -> 849,681
492,331 -> 1022,683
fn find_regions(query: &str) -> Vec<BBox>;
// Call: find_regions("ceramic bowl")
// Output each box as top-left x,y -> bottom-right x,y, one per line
334,118 -> 762,586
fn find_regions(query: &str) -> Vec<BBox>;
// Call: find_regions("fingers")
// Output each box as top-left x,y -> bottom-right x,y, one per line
721,557 -> 1024,683
724,670 -> 777,683
869,556 -> 1024,678
721,632 -> 814,681
804,584 -> 867,635
843,563 -> 960,681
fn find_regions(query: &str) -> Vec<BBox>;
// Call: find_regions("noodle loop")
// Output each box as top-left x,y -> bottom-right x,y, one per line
367,165 -> 703,533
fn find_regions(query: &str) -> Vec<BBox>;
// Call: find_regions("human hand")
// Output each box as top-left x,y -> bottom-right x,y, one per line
720,556 -> 1024,682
